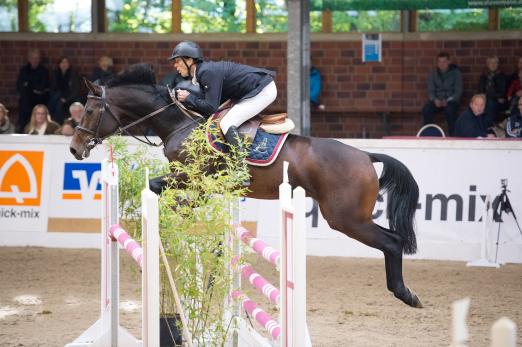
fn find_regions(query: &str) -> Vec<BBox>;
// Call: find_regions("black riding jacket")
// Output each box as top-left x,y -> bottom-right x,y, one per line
183,60 -> 275,117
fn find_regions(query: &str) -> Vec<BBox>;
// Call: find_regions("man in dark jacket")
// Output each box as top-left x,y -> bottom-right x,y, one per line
16,49 -> 49,132
455,94 -> 494,138
169,41 -> 276,150
478,56 -> 507,127
421,52 -> 463,136
506,98 -> 522,138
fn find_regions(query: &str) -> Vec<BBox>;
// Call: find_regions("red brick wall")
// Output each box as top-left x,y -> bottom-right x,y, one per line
1,37 -> 521,137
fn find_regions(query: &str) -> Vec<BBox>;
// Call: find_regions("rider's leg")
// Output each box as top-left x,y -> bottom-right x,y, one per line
220,81 -> 276,186
220,81 -> 277,136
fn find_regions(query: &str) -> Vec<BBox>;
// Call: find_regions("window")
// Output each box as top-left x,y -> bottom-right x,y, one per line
333,11 -> 400,32
29,0 -> 91,32
256,0 -> 287,33
417,9 -> 488,32
107,0 -> 171,33
500,7 -> 522,30
310,11 -> 322,33
182,0 -> 245,33
0,0 -> 17,32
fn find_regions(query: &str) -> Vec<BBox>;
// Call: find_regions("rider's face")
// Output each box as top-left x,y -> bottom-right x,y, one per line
172,57 -> 193,77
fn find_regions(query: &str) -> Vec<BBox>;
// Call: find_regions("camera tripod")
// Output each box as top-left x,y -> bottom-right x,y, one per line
492,180 -> 522,263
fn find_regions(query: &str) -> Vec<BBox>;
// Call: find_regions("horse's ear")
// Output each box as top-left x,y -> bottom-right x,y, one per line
84,77 -> 101,96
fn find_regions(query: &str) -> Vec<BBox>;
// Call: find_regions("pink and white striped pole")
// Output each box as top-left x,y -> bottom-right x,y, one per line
231,256 -> 280,306
231,290 -> 280,340
109,224 -> 144,269
234,226 -> 281,268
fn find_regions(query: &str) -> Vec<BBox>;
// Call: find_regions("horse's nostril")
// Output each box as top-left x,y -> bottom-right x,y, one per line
70,147 -> 76,156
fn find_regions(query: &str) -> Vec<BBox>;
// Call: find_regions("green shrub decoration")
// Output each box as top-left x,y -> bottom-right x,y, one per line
108,124 -> 249,345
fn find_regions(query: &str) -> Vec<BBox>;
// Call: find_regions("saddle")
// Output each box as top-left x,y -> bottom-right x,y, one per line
213,101 -> 295,143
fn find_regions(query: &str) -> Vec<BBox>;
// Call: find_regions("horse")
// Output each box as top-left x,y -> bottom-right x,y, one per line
70,63 -> 422,308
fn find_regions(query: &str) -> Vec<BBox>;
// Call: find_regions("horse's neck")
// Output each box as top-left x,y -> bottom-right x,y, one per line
160,108 -> 201,162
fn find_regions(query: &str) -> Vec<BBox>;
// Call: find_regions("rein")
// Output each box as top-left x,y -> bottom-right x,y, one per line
76,85 -> 204,150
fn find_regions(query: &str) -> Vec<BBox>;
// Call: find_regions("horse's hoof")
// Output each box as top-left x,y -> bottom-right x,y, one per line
407,288 -> 423,308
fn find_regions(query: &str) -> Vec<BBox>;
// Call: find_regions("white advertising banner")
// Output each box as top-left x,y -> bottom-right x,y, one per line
1,135 -> 521,263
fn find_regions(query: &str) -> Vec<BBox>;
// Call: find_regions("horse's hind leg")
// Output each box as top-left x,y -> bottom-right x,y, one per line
326,215 -> 422,308
376,225 -> 423,308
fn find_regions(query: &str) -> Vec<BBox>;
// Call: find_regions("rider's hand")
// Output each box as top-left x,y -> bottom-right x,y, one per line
176,89 -> 190,102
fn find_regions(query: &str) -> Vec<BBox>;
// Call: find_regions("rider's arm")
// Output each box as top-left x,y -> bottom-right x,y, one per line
184,67 -> 223,116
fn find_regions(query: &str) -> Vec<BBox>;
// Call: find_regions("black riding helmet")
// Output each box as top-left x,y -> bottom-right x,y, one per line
168,41 -> 203,79
168,41 -> 203,62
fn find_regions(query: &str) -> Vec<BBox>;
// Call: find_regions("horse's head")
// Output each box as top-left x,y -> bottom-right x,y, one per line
70,79 -> 121,160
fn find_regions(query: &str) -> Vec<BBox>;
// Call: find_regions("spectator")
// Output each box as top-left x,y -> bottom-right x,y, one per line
55,118 -> 75,136
64,102 -> 84,128
507,56 -> 522,86
92,56 -> 115,85
24,104 -> 60,135
49,57 -> 81,125
454,94 -> 494,138
0,103 -> 15,134
421,52 -> 462,136
507,69 -> 522,114
310,66 -> 325,110
16,48 -> 50,133
506,98 -> 522,138
478,56 -> 507,126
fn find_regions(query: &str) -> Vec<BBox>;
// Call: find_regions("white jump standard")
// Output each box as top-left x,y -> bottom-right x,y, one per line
228,161 -> 312,347
65,159 -> 160,347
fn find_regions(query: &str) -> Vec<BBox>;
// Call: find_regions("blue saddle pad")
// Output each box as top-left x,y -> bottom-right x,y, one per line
206,114 -> 289,167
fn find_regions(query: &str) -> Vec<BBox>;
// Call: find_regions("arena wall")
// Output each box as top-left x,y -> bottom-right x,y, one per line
1,31 -> 521,138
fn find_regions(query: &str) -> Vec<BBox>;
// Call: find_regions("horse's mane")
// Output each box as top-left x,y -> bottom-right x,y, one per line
106,63 -> 157,87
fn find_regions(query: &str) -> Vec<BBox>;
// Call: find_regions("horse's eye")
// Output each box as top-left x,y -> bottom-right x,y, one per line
86,108 -> 93,114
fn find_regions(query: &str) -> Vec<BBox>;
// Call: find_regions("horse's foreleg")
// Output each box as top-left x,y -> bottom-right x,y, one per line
149,172 -> 189,195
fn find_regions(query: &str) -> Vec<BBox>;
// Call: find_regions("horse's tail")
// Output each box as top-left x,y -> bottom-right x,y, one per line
368,152 -> 418,254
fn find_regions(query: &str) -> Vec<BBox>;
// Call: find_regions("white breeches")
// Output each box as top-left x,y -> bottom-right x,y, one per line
220,81 -> 277,134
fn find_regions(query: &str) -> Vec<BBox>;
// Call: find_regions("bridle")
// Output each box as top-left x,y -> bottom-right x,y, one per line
76,85 -> 200,150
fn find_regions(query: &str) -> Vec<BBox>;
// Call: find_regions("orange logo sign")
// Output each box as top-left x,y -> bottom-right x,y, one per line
0,151 -> 44,206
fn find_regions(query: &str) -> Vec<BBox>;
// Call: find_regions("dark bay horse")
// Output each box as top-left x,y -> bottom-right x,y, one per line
70,64 -> 422,308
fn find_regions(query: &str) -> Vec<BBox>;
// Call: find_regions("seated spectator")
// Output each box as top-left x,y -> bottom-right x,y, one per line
506,98 -> 522,138
422,52 -> 462,136
0,103 -> 15,134
55,118 -> 75,136
64,102 -> 84,128
478,56 -> 507,126
507,69 -> 522,114
24,104 -> 60,135
455,94 -> 494,138
49,57 -> 81,125
92,56 -> 115,85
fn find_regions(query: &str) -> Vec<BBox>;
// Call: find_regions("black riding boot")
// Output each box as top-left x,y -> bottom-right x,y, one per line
224,126 -> 250,186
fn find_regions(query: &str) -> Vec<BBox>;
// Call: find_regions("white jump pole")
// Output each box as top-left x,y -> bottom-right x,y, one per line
491,317 -> 517,347
450,297 -> 471,347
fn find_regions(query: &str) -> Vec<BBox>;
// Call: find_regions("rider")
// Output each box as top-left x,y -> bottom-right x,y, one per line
168,41 -> 277,154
